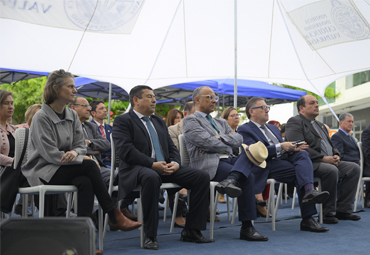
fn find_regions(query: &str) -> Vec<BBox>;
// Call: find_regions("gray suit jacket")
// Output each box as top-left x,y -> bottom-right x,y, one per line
22,103 -> 86,186
83,121 -> 110,163
183,112 -> 242,180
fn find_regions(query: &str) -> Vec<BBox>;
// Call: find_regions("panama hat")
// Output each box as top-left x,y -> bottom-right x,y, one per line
241,141 -> 268,168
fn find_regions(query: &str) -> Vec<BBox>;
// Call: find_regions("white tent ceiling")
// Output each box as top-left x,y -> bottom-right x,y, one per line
1,0 -> 370,97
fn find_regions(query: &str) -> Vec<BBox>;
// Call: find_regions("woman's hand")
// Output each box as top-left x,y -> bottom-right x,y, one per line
61,150 -> 78,164
82,155 -> 101,170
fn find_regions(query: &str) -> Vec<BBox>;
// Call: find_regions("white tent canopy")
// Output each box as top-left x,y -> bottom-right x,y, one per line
1,0 -> 370,97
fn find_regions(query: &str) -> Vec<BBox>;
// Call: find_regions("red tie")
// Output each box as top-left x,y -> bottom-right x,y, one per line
100,124 -> 106,138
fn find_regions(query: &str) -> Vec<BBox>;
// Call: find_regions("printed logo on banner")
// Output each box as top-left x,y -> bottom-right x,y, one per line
64,0 -> 145,32
286,0 -> 370,50
331,0 -> 370,39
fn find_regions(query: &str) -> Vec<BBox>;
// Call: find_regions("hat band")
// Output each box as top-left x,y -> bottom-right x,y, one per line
246,148 -> 263,166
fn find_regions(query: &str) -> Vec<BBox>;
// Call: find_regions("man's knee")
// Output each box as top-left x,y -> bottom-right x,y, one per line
141,169 -> 162,188
316,163 -> 339,180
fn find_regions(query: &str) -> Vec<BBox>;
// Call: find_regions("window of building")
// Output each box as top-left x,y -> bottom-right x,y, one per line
346,70 -> 370,89
354,119 -> 366,141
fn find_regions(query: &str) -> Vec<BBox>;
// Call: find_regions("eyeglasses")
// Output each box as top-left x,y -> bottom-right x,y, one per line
252,105 -> 270,111
229,114 -> 241,118
74,104 -> 92,110
199,95 -> 219,102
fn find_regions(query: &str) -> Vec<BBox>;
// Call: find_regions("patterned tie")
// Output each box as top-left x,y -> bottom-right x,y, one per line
206,114 -> 219,133
142,116 -> 165,162
100,124 -> 106,138
261,125 -> 280,145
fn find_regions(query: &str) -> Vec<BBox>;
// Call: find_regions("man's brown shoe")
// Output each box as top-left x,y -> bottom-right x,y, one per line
108,208 -> 142,231
120,207 -> 137,221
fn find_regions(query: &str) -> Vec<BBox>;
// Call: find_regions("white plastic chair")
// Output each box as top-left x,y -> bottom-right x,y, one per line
14,128 -> 77,218
354,142 -> 370,211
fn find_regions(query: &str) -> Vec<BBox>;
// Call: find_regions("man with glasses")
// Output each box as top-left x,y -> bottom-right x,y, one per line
238,97 -> 330,232
183,86 -> 268,242
286,95 -> 361,224
69,97 -> 114,190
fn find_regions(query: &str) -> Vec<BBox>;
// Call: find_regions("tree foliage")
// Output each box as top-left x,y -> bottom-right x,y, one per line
0,77 -> 47,124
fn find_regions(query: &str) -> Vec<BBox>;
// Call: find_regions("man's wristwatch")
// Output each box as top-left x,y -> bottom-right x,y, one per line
88,140 -> 94,148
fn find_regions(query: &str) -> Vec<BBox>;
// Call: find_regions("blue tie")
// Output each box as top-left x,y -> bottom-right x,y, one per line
142,116 -> 165,162
206,114 -> 219,133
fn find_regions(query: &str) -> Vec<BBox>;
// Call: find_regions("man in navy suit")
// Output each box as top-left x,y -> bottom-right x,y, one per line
90,100 -> 113,167
238,97 -> 330,232
331,113 -> 360,164
112,85 -> 213,250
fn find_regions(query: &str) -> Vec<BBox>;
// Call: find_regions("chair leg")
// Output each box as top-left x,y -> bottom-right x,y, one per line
209,185 -> 216,240
170,192 -> 180,233
231,198 -> 237,225
164,190 -> 168,222
66,192 -> 72,218
291,187 -> 297,210
22,194 -> 28,218
227,196 -> 230,221
39,190 -> 45,218
98,205 -> 104,251
137,190 -> 144,248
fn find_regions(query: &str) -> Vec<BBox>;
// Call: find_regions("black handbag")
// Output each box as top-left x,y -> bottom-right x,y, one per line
0,128 -> 29,213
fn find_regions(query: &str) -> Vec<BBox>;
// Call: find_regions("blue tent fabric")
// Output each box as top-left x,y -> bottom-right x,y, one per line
0,68 -> 49,84
73,77 -> 306,106
170,79 -> 306,101
74,77 -> 129,100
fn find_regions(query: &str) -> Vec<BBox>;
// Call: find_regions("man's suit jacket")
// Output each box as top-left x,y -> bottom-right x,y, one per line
331,129 -> 360,164
91,119 -> 112,158
183,112 -> 242,180
361,125 -> 370,177
285,114 -> 340,170
112,111 -> 181,198
83,121 -> 110,167
237,121 -> 286,192
168,120 -> 183,150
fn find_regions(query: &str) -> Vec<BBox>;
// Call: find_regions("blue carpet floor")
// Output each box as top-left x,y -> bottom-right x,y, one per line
100,199 -> 369,255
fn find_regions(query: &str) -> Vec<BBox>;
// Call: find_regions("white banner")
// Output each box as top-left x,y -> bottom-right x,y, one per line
287,0 -> 370,50
0,0 -> 145,34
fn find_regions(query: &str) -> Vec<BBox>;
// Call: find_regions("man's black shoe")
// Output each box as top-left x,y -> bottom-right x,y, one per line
322,215 -> 339,224
300,217 -> 329,232
336,212 -> 361,221
302,190 -> 330,205
215,179 -> 242,198
240,226 -> 268,241
144,237 -> 159,250
364,198 -> 370,208
180,229 -> 215,243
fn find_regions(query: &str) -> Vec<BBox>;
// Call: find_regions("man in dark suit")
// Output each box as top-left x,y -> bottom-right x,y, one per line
286,95 -> 361,224
331,113 -> 360,164
361,125 -> 370,208
238,97 -> 330,232
112,85 -> 213,250
90,100 -> 113,167
183,86 -> 268,242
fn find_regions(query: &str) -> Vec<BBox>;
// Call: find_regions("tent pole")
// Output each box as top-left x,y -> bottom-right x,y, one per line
108,83 -> 112,125
234,0 -> 238,109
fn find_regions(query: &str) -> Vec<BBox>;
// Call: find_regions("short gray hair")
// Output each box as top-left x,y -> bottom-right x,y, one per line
339,113 -> 354,122
192,86 -> 210,104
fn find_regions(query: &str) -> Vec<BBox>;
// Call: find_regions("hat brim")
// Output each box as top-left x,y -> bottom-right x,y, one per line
242,144 -> 267,169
